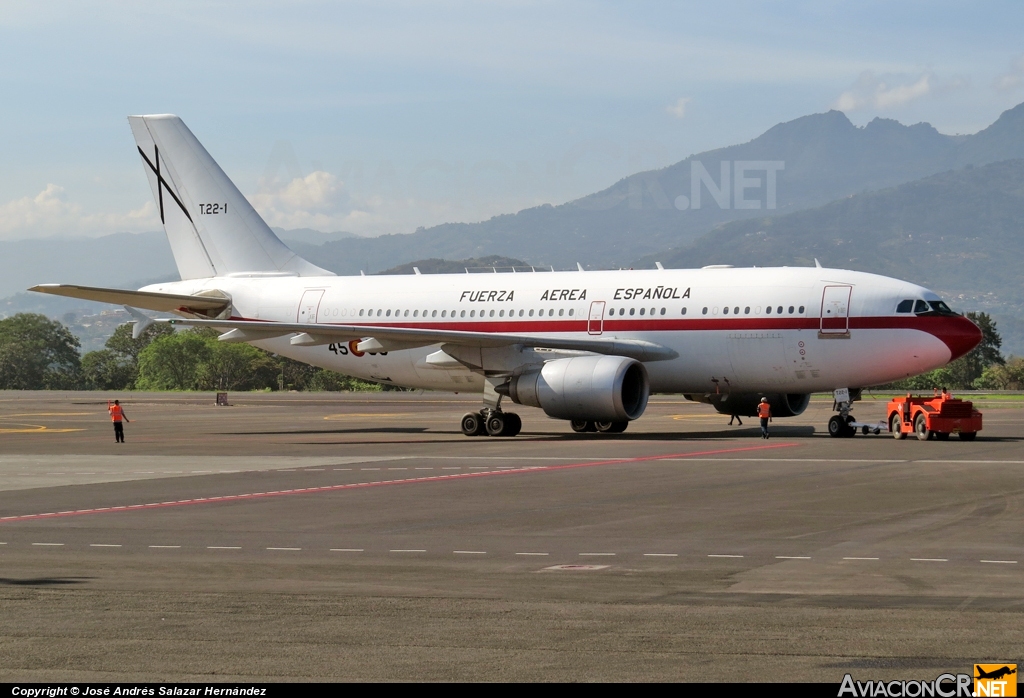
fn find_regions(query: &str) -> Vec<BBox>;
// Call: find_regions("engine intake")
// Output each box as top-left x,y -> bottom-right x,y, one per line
692,392 -> 811,418
503,356 -> 649,422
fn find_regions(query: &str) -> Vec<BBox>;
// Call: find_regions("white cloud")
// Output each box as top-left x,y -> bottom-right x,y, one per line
833,71 -> 935,111
666,97 -> 690,119
0,184 -> 158,240
995,55 -> 1024,91
251,171 -> 355,231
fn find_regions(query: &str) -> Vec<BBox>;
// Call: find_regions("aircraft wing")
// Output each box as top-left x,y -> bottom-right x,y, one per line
160,317 -> 678,362
29,284 -> 230,313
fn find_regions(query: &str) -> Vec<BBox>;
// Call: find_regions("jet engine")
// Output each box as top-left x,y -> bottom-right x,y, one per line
502,356 -> 650,422
689,392 -> 811,418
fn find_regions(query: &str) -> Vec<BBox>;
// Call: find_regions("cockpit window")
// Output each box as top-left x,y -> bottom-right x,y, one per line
914,300 -> 929,314
896,300 -> 914,313
928,300 -> 954,314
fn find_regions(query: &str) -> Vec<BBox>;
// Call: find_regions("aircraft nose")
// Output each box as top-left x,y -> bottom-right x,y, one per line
931,315 -> 983,362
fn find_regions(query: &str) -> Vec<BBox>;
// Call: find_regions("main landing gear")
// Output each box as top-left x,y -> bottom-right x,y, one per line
570,420 -> 629,434
461,409 -> 522,437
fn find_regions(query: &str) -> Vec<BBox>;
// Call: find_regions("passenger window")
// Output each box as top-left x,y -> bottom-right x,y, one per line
460,310 -> 466,318
469,310 -> 475,317
744,307 -> 750,314
650,308 -> 655,315
519,309 -> 524,317
660,308 -> 666,315
798,306 -> 804,314
681,307 -> 687,315
722,307 -> 729,315
568,308 -> 574,316
404,310 -> 410,317
629,308 -> 636,316
702,307 -> 708,315
558,309 -> 564,316
431,310 -> 437,317
734,307 -> 739,314
712,307 -> 719,315
441,310 -> 446,317
529,309 -> 534,317
776,306 -> 783,314
377,309 -> 383,317
386,309 -> 391,317
788,306 -> 794,314
914,300 -> 929,313
640,307 -> 646,315
766,306 -> 772,314
549,309 -> 554,316
414,310 -> 419,317
359,309 -> 365,317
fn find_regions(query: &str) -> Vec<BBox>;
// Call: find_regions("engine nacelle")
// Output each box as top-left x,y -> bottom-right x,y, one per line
503,356 -> 650,422
690,392 -> 811,418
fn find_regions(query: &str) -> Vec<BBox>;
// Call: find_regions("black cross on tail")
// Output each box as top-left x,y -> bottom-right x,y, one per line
137,145 -> 193,224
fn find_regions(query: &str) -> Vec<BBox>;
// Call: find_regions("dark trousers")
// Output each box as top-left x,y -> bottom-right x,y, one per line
760,417 -> 769,437
114,421 -> 124,442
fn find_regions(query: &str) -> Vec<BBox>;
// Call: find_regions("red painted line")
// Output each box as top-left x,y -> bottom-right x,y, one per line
0,442 -> 796,524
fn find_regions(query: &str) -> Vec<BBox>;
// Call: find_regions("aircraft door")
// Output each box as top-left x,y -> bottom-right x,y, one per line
820,285 -> 852,336
297,289 -> 325,324
588,301 -> 606,335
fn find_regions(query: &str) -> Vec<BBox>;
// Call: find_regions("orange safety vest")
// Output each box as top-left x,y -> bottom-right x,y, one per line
757,403 -> 771,419
109,404 -> 124,422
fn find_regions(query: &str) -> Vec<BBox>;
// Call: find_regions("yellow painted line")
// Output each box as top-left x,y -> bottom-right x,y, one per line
0,424 -> 85,434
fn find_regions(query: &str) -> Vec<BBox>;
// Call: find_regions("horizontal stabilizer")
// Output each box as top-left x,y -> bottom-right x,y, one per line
29,284 -> 231,314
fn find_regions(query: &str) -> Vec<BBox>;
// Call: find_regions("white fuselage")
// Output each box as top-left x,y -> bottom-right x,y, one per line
140,266 -> 974,397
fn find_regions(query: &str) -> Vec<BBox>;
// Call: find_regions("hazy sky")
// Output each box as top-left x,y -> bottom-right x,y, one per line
1,0 -> 1023,240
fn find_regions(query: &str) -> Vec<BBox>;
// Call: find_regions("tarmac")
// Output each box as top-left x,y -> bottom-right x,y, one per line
0,390 -> 1021,682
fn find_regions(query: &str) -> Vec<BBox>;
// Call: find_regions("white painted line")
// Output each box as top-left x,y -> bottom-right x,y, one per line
361,468 -> 380,471
333,468 -> 352,471
453,550 -> 487,555
207,546 -> 241,550
776,556 -> 812,559
32,543 -> 63,546
387,468 -> 407,471
580,552 -> 615,556
980,560 -> 1018,564
89,544 -> 121,548
149,545 -> 181,549
390,549 -> 426,553
441,467 -> 460,470
266,547 -> 301,551
910,558 -> 948,562
708,554 -> 744,558
843,557 -> 880,560
307,469 -> 325,471
330,548 -> 363,552
414,467 -> 433,470
515,552 -> 549,556
644,553 -> 678,557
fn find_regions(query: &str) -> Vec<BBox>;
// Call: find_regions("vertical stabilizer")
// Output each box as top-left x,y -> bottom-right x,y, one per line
128,114 -> 332,280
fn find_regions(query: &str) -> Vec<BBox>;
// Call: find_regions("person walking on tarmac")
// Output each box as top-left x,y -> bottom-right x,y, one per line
757,397 -> 772,439
108,399 -> 130,443
728,412 -> 743,426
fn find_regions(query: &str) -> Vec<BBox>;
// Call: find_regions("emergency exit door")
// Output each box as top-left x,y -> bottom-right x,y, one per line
588,301 -> 606,335
820,285 -> 852,335
297,289 -> 325,324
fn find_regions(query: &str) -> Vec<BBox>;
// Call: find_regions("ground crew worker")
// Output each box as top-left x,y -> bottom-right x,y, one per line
108,399 -> 130,443
728,412 -> 743,426
757,397 -> 772,439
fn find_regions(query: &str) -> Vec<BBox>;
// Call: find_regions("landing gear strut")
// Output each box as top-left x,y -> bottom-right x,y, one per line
828,388 -> 884,438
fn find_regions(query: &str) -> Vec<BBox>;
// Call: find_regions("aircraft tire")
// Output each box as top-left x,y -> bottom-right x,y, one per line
461,412 -> 485,437
503,412 -> 522,437
486,412 -> 507,437
828,415 -> 844,438
914,414 -> 932,441
595,421 -> 628,433
571,420 -> 596,433
891,414 -> 905,440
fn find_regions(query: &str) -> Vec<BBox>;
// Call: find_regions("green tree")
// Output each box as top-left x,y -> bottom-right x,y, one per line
974,356 -> 1024,390
106,322 -> 175,363
81,349 -> 136,390
0,313 -> 81,389
136,329 -> 213,390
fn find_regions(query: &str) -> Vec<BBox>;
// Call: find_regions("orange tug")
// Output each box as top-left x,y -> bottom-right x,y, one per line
887,390 -> 982,441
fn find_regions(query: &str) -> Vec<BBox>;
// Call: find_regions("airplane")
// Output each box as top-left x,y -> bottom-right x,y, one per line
31,114 -> 983,438
976,666 -> 1017,681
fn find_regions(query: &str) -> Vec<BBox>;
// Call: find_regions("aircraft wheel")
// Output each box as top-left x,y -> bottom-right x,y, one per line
844,415 -> 857,437
959,431 -> 977,441
486,412 -> 508,437
503,412 -> 522,437
891,413 -> 905,440
570,420 -> 596,433
914,414 -> 932,441
935,432 -> 950,441
461,412 -> 485,436
828,415 -> 844,438
595,421 -> 628,433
